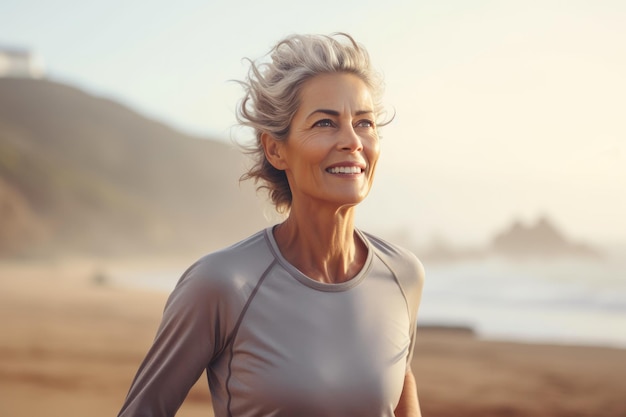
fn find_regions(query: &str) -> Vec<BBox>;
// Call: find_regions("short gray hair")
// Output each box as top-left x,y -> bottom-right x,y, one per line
236,33 -> 386,212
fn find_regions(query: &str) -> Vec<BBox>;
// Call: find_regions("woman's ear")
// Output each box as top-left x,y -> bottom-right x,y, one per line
261,132 -> 288,170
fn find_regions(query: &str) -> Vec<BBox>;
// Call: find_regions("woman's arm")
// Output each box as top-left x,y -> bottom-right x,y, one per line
117,262 -> 223,417
394,369 -> 422,417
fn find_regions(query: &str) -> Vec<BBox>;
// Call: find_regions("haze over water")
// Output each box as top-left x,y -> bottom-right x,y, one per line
420,253 -> 626,348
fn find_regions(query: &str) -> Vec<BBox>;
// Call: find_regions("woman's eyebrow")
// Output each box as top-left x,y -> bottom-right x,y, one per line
306,109 -> 374,118
307,109 -> 340,118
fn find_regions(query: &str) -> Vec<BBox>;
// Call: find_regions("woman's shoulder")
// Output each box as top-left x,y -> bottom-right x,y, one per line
156,230 -> 276,355
360,230 -> 421,263
174,228 -> 275,296
360,230 -> 425,287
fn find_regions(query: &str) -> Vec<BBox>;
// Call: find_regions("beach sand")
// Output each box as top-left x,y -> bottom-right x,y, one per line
1,259 -> 625,417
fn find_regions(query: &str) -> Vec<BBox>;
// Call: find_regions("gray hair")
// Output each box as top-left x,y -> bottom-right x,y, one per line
236,33 -> 386,212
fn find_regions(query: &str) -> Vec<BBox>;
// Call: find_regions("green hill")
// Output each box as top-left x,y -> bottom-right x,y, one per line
0,78 -> 269,257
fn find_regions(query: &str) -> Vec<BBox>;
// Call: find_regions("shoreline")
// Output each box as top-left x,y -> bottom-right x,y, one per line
1,259 -> 626,417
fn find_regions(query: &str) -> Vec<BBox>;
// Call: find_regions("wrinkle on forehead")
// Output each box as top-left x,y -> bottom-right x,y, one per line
295,73 -> 375,122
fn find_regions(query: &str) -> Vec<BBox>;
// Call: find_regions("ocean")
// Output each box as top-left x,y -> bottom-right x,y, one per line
112,245 -> 626,349
418,246 -> 626,348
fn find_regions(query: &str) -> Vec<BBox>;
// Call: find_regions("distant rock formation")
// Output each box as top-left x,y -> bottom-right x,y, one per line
490,216 -> 602,259
417,215 -> 603,263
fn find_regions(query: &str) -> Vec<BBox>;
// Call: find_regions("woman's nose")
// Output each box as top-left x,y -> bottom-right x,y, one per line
338,124 -> 363,151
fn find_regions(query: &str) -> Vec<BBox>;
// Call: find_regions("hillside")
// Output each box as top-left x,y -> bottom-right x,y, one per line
0,78 -> 270,257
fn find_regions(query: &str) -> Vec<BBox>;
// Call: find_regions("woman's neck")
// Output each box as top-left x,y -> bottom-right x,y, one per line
273,203 -> 367,284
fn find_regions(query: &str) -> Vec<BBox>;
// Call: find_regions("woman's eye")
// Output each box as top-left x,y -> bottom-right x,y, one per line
313,119 -> 334,128
356,119 -> 374,128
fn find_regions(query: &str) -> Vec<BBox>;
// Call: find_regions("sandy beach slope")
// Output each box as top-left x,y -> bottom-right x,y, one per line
1,259 -> 625,417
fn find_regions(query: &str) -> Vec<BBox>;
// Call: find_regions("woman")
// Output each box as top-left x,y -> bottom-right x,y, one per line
118,33 -> 425,417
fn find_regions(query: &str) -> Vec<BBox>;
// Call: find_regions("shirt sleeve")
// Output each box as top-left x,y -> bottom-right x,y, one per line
404,255 -> 425,369
363,231 -> 426,371
117,260 -> 228,417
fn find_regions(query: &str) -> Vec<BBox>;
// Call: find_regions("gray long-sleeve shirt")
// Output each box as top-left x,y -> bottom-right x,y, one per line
118,227 -> 424,417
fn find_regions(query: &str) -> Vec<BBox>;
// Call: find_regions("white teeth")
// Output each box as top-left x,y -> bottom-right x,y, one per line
328,166 -> 362,174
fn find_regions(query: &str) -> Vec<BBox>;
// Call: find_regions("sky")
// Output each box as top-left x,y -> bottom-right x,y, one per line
1,0 -> 625,246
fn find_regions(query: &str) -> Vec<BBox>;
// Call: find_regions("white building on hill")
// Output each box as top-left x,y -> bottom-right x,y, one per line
0,46 -> 45,78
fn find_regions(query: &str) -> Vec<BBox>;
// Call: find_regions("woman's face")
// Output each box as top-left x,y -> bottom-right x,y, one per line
273,72 -> 380,210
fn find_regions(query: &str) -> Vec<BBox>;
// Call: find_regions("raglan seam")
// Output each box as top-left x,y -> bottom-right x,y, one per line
373,249 -> 412,323
372,248 -> 417,368
225,258 -> 277,417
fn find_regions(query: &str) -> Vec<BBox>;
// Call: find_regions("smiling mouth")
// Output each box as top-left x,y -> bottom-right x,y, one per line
326,166 -> 364,174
